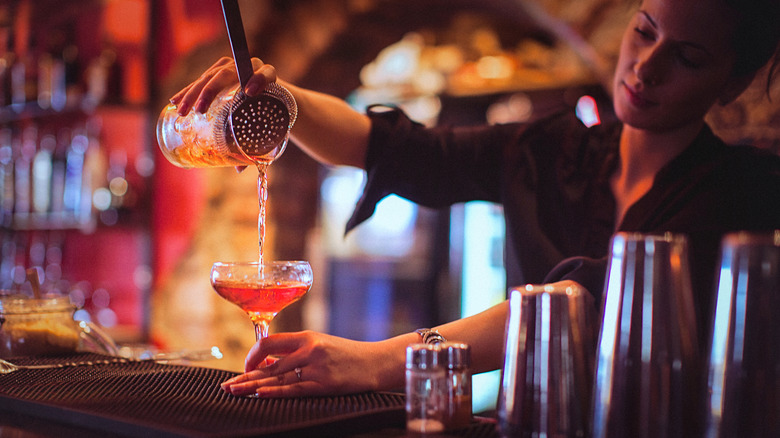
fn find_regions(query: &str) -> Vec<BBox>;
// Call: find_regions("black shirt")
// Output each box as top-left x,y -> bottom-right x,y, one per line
347,107 -> 780,335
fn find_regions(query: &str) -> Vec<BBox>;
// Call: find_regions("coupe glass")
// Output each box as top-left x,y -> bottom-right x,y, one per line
210,261 -> 312,341
591,232 -> 701,438
705,231 -> 780,438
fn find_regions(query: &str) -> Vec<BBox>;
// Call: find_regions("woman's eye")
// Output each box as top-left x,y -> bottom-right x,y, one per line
634,27 -> 654,40
677,54 -> 702,68
675,48 -> 705,68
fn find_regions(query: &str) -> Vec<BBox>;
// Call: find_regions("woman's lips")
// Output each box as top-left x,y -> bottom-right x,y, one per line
622,82 -> 657,109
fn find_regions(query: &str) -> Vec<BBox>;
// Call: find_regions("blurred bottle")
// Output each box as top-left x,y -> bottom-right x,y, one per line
43,231 -> 64,290
9,46 -> 26,111
14,125 -> 36,222
32,131 -> 55,216
37,52 -> 53,110
82,120 -> 106,229
63,128 -> 87,221
107,150 -> 127,210
10,34 -> 37,112
48,128 -> 70,218
0,25 -> 12,108
0,231 -> 15,289
0,128 -> 14,227
10,232 -> 28,289
62,45 -> 80,106
27,230 -> 45,269
37,50 -> 67,112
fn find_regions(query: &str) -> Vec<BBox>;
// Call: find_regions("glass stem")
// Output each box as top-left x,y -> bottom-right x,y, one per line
254,321 -> 270,341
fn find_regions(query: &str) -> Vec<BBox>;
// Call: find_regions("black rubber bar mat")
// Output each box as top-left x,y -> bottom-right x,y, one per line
0,353 -> 406,437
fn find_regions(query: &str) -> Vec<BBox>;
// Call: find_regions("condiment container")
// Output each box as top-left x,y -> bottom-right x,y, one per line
441,342 -> 472,429
406,343 -> 446,434
0,295 -> 80,358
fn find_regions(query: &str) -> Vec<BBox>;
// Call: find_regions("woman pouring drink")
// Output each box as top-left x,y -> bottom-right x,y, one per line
169,0 -> 780,398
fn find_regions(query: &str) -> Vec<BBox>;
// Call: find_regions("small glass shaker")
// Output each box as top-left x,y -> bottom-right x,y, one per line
156,83 -> 296,168
441,342 -> 472,430
406,343 -> 446,434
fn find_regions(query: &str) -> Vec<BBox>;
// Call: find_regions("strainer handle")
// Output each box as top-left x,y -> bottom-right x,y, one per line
220,0 -> 254,88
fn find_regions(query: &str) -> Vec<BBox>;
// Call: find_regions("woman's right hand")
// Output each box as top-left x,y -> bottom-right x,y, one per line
169,56 -> 278,116
220,330 -> 407,398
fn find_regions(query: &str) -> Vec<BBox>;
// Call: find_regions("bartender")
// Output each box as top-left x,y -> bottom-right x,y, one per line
169,0 -> 780,398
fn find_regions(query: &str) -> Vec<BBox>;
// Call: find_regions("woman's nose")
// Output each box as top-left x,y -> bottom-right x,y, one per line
635,46 -> 665,86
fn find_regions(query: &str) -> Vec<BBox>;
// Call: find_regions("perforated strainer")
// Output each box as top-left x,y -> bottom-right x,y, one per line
231,83 -> 297,158
218,0 -> 297,162
213,84 -> 297,161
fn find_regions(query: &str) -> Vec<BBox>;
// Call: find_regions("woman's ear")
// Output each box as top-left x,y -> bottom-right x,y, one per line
718,72 -> 757,105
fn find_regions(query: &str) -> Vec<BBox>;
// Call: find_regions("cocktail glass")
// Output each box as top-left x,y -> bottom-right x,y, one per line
210,261 -> 312,341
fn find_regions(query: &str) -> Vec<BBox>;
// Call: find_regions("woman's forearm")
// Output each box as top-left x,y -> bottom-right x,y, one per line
283,81 -> 371,169
375,299 -> 509,390
433,301 -> 508,374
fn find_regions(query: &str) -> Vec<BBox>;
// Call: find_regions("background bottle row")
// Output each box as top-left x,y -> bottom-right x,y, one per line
0,16 -> 123,117
0,118 -> 145,231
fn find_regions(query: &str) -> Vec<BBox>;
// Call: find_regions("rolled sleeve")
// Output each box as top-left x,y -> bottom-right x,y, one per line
346,106 -> 515,232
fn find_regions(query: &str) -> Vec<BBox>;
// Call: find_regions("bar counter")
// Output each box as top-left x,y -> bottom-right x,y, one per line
0,353 -> 498,437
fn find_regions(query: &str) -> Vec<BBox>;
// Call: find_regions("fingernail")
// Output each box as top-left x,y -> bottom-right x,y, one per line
176,103 -> 189,116
245,83 -> 259,96
194,99 -> 208,114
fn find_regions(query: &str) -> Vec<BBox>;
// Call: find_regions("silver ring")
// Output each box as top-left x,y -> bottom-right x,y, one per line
294,367 -> 302,382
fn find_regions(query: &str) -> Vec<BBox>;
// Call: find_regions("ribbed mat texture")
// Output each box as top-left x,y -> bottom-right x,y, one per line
0,353 -> 404,437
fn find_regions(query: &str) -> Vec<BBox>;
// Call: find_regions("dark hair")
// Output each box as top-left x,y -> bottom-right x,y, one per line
726,0 -> 780,94
632,0 -> 780,95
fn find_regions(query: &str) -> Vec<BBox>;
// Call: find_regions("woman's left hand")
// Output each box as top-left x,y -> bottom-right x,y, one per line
220,330 -> 405,398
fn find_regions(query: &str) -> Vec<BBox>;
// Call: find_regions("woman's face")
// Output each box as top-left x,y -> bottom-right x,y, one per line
612,0 -> 744,132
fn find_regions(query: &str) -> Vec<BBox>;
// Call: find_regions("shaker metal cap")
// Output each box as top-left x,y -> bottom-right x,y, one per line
406,343 -> 442,370
441,342 -> 471,369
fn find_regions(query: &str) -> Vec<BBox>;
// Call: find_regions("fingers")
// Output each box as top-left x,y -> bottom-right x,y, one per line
222,333 -> 318,397
168,57 -> 277,117
170,57 -> 233,115
220,369 -> 265,396
221,331 -> 383,398
245,332 -> 308,372
190,65 -> 237,114
221,365 -> 314,398
244,62 -> 277,96
255,377 -> 317,398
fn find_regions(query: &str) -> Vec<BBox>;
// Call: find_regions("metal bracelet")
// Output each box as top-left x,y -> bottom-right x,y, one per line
415,328 -> 446,345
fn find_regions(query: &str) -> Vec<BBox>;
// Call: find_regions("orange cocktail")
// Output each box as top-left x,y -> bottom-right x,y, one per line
210,261 -> 312,340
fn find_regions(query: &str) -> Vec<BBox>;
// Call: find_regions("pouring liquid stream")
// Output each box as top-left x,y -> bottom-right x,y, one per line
255,161 -> 270,340
257,162 -> 268,267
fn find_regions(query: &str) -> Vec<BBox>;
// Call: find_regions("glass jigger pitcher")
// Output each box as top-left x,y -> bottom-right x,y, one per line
497,283 -> 597,438
705,231 -> 780,438
591,232 -> 701,438
156,83 -> 297,168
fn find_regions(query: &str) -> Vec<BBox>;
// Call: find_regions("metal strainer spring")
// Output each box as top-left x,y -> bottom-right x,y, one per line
214,83 -> 298,161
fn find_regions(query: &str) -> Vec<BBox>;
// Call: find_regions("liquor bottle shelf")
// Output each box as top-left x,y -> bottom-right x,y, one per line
6,211 -> 92,231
